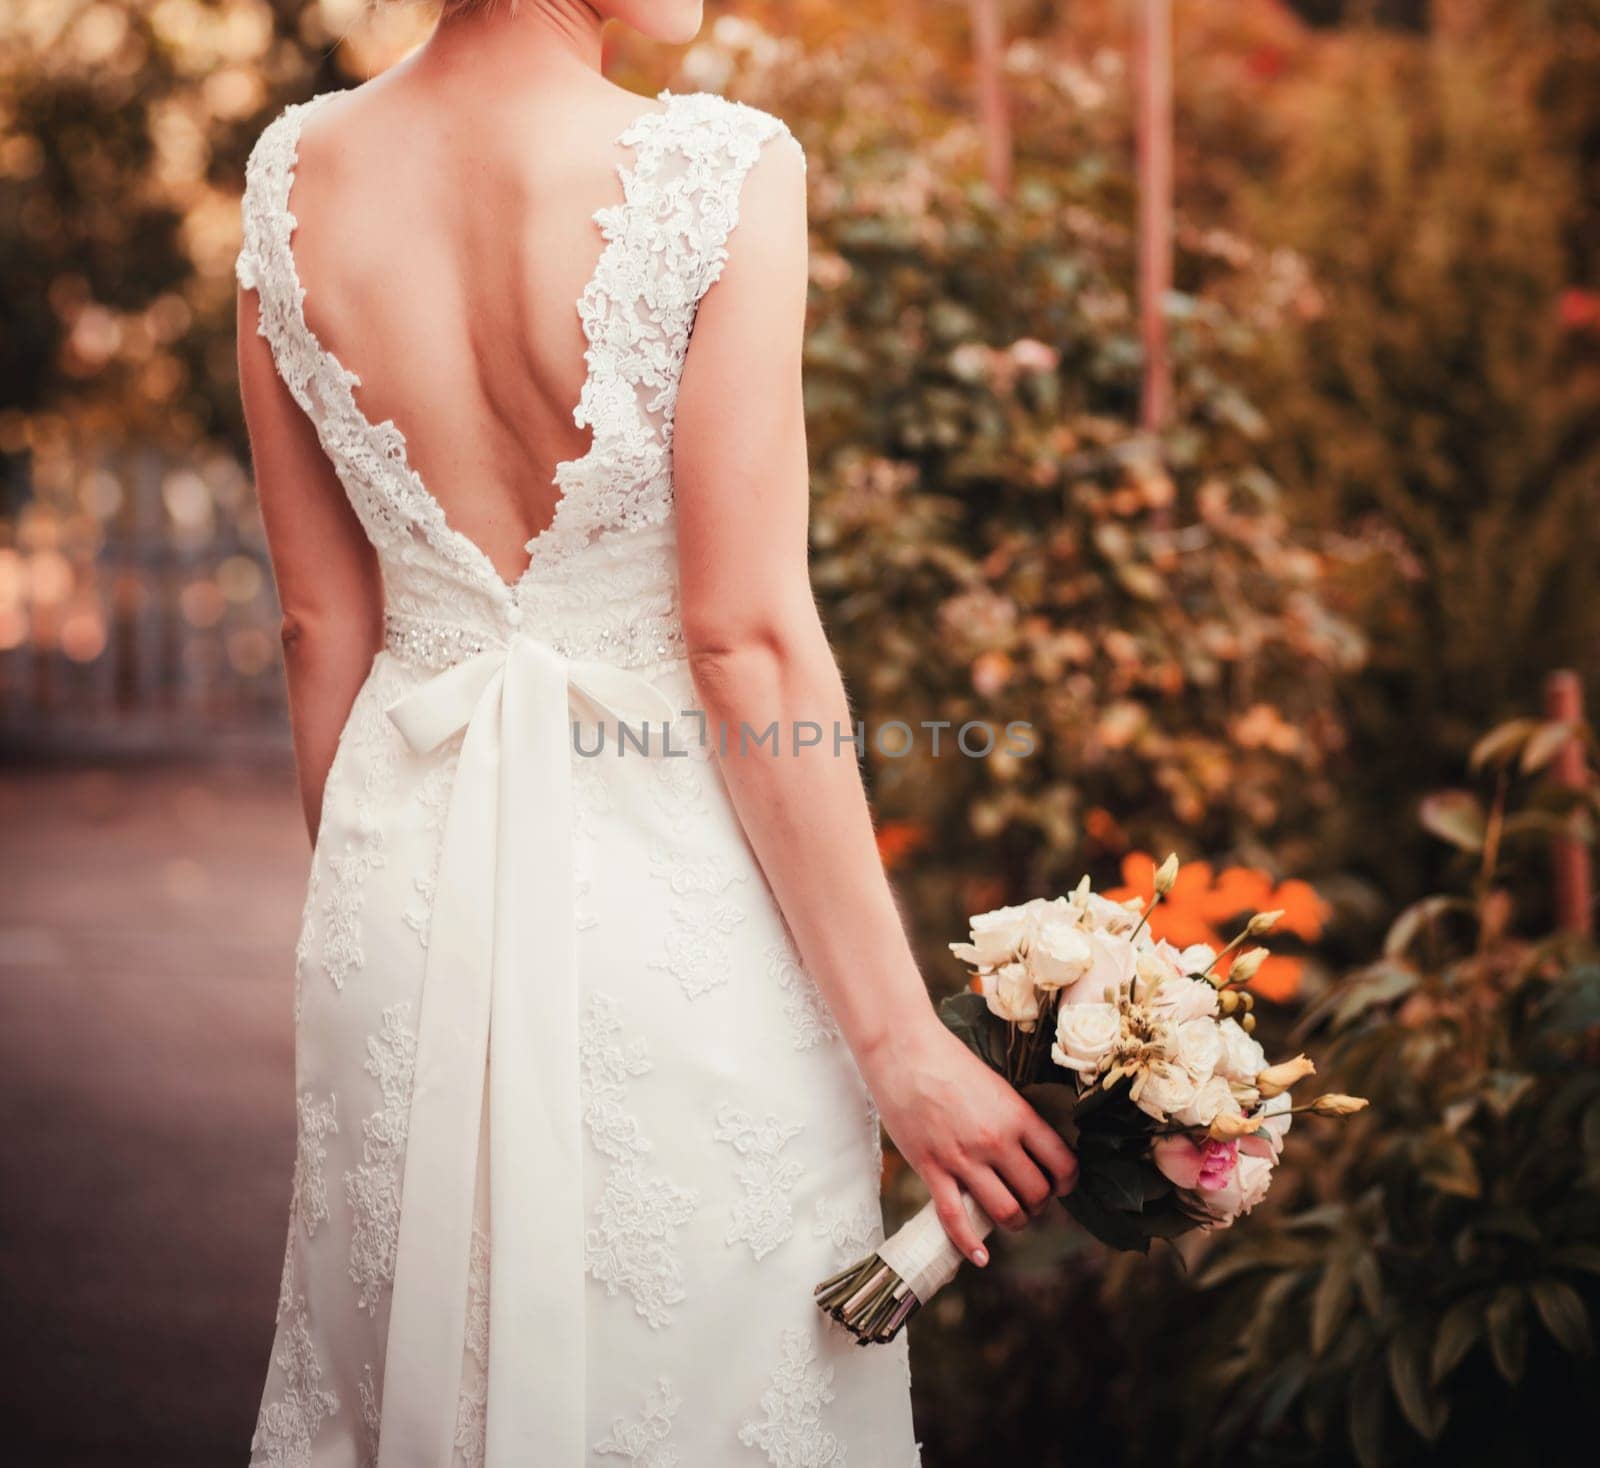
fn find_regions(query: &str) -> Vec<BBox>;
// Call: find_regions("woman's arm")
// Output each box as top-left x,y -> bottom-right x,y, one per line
237,285 -> 383,844
672,136 -> 1077,1266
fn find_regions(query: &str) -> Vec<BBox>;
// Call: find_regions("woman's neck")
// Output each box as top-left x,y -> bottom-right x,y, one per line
413,0 -> 605,88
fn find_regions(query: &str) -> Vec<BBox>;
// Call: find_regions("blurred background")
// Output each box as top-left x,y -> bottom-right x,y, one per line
2,0 -> 1598,1463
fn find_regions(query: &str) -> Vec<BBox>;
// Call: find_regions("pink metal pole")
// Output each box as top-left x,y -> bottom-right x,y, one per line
1136,0 -> 1173,433
968,0 -> 1014,199
1545,670 -> 1594,937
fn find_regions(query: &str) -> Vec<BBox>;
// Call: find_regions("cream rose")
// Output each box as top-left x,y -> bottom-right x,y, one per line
1174,1019 -> 1224,1084
1176,1073 -> 1239,1129
1175,943 -> 1219,978
1050,1001 -> 1121,1079
1133,1062 -> 1198,1122
949,903 -> 1032,966
1025,917 -> 1094,991
1059,929 -> 1138,1007
983,960 -> 1041,1029
1217,1017 -> 1266,1083
1150,972 -> 1221,1025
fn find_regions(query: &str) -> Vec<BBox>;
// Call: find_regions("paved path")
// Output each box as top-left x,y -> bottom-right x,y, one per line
0,764 -> 307,1466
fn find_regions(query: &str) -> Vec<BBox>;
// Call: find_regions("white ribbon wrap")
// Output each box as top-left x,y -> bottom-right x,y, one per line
876,1190 -> 996,1301
374,634 -> 676,1468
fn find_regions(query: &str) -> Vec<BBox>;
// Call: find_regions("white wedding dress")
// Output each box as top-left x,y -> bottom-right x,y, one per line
236,88 -> 920,1467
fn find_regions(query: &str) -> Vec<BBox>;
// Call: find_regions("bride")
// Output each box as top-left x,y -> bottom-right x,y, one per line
234,1 -> 1076,1462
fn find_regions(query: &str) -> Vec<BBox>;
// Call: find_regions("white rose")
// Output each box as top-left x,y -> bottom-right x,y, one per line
1148,972 -> 1221,1024
983,960 -> 1040,1028
1050,1002 -> 1121,1079
1134,1062 -> 1197,1122
1025,918 -> 1094,991
1200,1150 -> 1271,1227
1175,1074 -> 1239,1128
1217,1017 -> 1266,1084
1176,943 -> 1219,978
1259,1089 -> 1292,1158
1239,1154 -> 1275,1210
1174,1017 -> 1223,1083
950,903 -> 1032,966
1074,889 -> 1142,936
1059,929 -> 1138,1006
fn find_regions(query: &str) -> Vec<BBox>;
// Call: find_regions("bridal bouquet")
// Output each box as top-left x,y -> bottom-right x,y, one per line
814,856 -> 1368,1344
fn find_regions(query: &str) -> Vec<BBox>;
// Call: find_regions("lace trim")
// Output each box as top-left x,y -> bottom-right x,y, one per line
648,844 -> 748,1000
345,1003 -> 419,1314
237,89 -> 797,620
812,1195 -> 884,1266
251,1293 -> 340,1468
737,1328 -> 847,1467
358,1363 -> 381,1468
453,1226 -> 491,1468
766,935 -> 841,1050
292,1091 -> 338,1239
594,1375 -> 684,1465
580,991 -> 698,1327
713,1102 -> 805,1260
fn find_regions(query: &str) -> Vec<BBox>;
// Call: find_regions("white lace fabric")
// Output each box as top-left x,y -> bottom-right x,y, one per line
239,85 -> 921,1468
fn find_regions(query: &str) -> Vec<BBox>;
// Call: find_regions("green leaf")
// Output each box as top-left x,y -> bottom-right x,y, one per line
1521,720 -> 1580,775
1553,1245 -> 1600,1278
1431,1297 -> 1484,1383
1312,1252 -> 1354,1358
1468,718 -> 1538,773
1530,1279 -> 1593,1356
1353,1250 -> 1385,1318
1382,900 -> 1468,960
1348,1354 -> 1387,1468
1085,1156 -> 1148,1214
1486,1286 -> 1528,1384
1387,1334 -> 1444,1442
1062,1180 -> 1150,1253
1417,1130 -> 1482,1199
937,990 -> 1008,1071
1019,1080 -> 1080,1144
1419,790 -> 1488,853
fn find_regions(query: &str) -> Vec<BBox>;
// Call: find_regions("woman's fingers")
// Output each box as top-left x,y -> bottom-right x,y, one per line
993,1144 -> 1055,1218
926,1167 -> 990,1266
959,1162 -> 1031,1233
1020,1117 -> 1079,1197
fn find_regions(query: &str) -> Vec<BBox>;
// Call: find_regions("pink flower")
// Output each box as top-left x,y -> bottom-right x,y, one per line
1197,1139 -> 1239,1193
1152,1134 -> 1205,1190
1152,1134 -> 1238,1194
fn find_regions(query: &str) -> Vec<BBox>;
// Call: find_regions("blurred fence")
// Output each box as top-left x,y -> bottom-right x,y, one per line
0,444 -> 288,762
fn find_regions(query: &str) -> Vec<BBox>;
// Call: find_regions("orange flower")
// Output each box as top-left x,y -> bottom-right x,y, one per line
1270,879 -> 1328,942
1105,852 -> 1324,1003
876,820 -> 928,872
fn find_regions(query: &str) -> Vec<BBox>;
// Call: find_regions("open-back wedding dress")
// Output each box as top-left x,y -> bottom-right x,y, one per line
236,88 -> 920,1466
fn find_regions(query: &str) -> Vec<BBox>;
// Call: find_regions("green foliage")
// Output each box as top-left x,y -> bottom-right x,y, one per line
1226,13 -> 1600,903
723,30 -> 1364,982
1187,717 -> 1600,1466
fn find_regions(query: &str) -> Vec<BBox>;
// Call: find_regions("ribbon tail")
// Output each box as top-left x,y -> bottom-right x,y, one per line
483,640 -> 589,1463
378,686 -> 504,1468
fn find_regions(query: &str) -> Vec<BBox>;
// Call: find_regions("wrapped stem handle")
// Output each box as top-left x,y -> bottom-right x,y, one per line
877,1190 -> 996,1299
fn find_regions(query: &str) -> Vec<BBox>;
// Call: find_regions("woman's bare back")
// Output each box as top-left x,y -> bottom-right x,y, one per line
288,63 -> 669,584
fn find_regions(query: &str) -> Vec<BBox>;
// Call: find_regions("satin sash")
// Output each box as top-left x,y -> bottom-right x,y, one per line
375,633 -> 676,1467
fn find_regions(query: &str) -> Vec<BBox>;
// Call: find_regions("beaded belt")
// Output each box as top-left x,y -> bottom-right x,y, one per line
384,609 -> 685,673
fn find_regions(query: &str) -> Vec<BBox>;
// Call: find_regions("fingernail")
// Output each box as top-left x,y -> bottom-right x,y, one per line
974,1247 -> 988,1267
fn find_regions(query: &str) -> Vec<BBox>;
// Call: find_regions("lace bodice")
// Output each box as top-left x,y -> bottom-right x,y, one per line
236,88 -> 801,670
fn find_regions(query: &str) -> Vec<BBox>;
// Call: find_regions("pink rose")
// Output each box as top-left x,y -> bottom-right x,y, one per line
1151,1134 -> 1206,1190
1197,1138 -> 1239,1192
1153,1134 -> 1239,1195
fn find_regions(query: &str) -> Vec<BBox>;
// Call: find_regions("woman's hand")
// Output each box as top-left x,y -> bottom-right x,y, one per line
859,1013 -> 1079,1267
